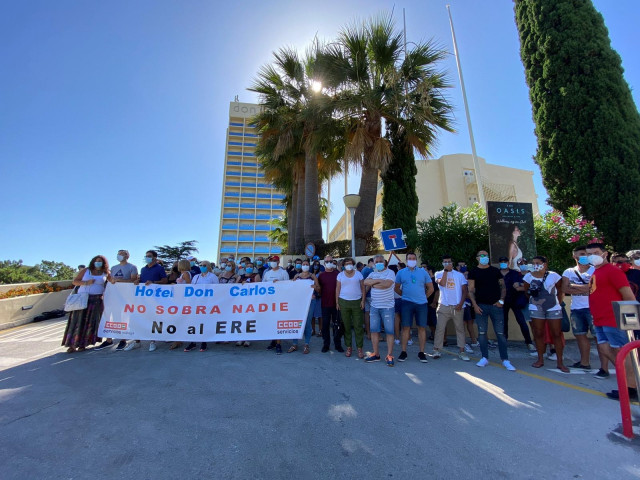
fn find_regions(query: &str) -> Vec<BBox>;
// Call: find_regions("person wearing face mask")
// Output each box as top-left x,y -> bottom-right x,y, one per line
127,250 -> 168,352
232,262 -> 261,348
361,258 -> 375,340
236,256 -> 251,276
394,253 -> 434,363
522,255 -> 568,372
289,259 -> 321,354
456,261 -> 477,348
468,250 -> 515,371
186,255 -> 201,278
62,255 -> 110,353
182,260 -> 218,352
561,246 -> 598,371
254,256 -> 267,278
499,255 -> 535,354
285,259 -> 295,276
317,255 -> 344,353
94,250 -> 139,351
288,258 -> 302,280
309,257 -> 324,337
261,256 -> 290,354
336,258 -> 366,358
432,255 -> 469,361
218,260 -> 239,284
586,243 -> 638,400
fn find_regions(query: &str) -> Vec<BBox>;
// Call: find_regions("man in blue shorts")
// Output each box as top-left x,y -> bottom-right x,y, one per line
364,255 -> 397,366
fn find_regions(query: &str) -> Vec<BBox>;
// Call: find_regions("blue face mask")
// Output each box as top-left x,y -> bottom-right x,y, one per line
499,262 -> 508,269
190,261 -> 196,267
519,265 -> 529,272
245,267 -> 253,274
375,262 -> 385,271
240,262 -> 245,268
295,264 -> 302,270
200,266 -> 208,273
256,260 -> 263,266
225,266 -> 232,272
459,266 -> 467,273
479,256 -> 490,266
94,261 -> 103,268
145,257 -> 153,264
578,256 -> 590,265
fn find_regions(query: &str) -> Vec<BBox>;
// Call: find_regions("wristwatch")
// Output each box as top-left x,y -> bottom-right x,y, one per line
498,299 -> 504,305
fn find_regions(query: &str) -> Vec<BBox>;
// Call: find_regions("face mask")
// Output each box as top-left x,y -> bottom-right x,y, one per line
616,263 -> 631,273
220,263 -> 227,268
256,260 -> 263,266
635,259 -> 640,267
287,262 -> 292,266
375,263 -> 385,271
269,262 -> 278,269
407,260 -> 417,268
94,261 -> 103,268
145,257 -> 153,264
245,267 -> 254,274
200,266 -> 208,273
190,261 -> 196,267
588,254 -> 604,266
479,256 -> 489,266
443,262 -> 452,268
313,264 -> 319,269
325,262 -> 334,269
225,266 -> 232,272
499,262 -> 508,269
578,256 -> 590,266
345,265 -> 354,271
532,264 -> 544,272
459,266 -> 467,273
295,264 -> 302,270
117,255 -> 124,262
302,265 -> 310,272
519,265 -> 529,272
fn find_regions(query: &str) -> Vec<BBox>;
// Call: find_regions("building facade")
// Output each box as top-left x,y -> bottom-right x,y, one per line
329,154 -> 539,241
217,101 -> 286,260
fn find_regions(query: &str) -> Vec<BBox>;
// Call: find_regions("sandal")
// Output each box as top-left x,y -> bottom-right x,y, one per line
77,347 -> 85,352
345,347 -> 352,357
169,342 -> 183,350
557,365 -> 569,373
357,348 -> 364,359
532,361 -> 544,368
287,345 -> 298,353
303,345 -> 310,354
66,347 -> 76,353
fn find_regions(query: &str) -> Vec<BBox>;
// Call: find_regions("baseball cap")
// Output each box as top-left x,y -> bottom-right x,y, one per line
270,255 -> 280,262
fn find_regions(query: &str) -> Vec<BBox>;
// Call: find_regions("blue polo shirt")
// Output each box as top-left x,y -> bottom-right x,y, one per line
396,267 -> 432,304
140,263 -> 167,283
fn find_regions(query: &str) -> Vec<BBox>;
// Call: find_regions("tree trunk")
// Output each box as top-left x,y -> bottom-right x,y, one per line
304,149 -> 323,245
295,163 -> 306,254
286,202 -> 294,255
288,177 -> 298,255
353,161 -> 379,255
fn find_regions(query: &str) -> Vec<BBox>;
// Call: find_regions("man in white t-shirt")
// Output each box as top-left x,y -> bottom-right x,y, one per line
432,255 -> 470,361
561,245 -> 597,371
261,255 -> 290,355
363,255 -> 397,366
95,249 -> 139,351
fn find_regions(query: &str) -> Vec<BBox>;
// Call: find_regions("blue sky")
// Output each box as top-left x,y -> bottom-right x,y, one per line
1,0 -> 638,269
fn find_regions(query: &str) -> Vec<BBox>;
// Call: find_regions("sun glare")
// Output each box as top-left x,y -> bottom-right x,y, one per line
311,80 -> 322,92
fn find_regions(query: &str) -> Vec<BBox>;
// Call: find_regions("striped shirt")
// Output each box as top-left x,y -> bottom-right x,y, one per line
368,269 -> 396,309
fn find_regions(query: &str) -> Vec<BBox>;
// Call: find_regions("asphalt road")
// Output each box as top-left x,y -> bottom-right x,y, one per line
1,318 -> 639,480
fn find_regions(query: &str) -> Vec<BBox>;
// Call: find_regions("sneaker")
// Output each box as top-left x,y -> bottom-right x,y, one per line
123,341 -> 140,351
267,341 -> 277,350
321,346 -> 330,353
459,352 -> 471,362
570,361 -> 591,370
386,355 -> 395,367
398,351 -> 408,362
184,342 -> 197,352
115,340 -> 127,351
236,341 -> 243,346
93,340 -> 113,351
464,343 -> 473,354
606,388 -> 638,401
471,341 -> 480,348
199,343 -> 207,352
407,339 -> 413,346
527,343 -> 537,352
275,344 -> 282,355
529,350 -> 539,357
149,342 -> 157,352
418,352 -> 429,363
243,341 -> 251,347
394,339 -> 400,345
593,369 -> 610,379
365,353 -> 381,363
502,360 -> 516,371
476,357 -> 489,367
431,350 -> 441,359
547,352 -> 558,361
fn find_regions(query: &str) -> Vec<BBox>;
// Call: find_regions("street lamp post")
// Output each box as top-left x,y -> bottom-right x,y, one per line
343,194 -> 361,258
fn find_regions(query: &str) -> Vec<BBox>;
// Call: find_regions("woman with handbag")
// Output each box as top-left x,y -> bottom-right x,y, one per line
62,255 -> 110,353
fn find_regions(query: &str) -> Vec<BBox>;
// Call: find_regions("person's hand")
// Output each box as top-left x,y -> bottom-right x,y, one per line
473,304 -> 483,315
336,302 -> 341,311
454,303 -> 463,312
430,302 -> 438,309
86,279 -> 95,286
133,279 -> 139,285
494,301 -> 503,309
145,280 -> 152,286
360,300 -> 365,310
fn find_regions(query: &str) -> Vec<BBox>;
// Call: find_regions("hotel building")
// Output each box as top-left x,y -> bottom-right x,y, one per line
217,101 -> 286,260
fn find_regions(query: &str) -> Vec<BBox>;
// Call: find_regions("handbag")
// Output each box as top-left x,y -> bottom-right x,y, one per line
64,286 -> 89,312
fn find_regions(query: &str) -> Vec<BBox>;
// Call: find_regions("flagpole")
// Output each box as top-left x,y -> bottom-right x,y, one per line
446,5 -> 486,208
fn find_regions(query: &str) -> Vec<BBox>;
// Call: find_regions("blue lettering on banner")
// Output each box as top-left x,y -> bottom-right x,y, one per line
229,285 -> 276,297
184,287 -> 215,298
134,286 -> 174,297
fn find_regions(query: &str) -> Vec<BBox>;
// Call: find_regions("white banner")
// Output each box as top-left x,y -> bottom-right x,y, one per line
98,281 -> 313,341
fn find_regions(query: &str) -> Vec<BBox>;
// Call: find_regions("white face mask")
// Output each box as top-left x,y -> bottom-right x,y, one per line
301,265 -> 310,272
588,254 -> 604,266
345,265 -> 354,271
117,254 -> 125,262
634,259 -> 640,267
532,264 -> 544,272
407,260 -> 417,268
220,263 -> 226,269
325,262 -> 334,269
269,262 -> 278,269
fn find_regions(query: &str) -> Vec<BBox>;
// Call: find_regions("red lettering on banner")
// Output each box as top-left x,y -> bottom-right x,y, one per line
124,304 -> 134,313
168,306 -> 178,315
233,305 -> 242,314
196,306 -> 205,314
182,306 -> 191,315
232,303 -> 289,313
156,306 -> 164,314
280,303 -> 288,312
259,304 -> 267,312
246,304 -> 255,313
209,305 -> 221,314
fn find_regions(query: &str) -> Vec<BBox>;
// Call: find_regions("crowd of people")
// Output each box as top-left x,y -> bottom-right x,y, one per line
62,243 -> 640,401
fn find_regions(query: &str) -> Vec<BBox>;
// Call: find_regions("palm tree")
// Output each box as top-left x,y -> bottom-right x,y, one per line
316,13 -> 454,254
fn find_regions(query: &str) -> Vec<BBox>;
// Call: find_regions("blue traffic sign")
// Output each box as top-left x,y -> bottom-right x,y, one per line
381,228 -> 407,251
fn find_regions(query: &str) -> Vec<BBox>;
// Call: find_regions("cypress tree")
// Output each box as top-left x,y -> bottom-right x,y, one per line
381,122 -> 419,242
514,0 -> 640,250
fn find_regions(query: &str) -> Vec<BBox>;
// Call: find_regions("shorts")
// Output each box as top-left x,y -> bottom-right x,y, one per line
570,308 -> 594,336
370,306 -> 395,335
529,306 -> 563,320
594,326 -> 629,349
401,301 -> 428,328
364,297 -> 371,313
394,298 -> 403,314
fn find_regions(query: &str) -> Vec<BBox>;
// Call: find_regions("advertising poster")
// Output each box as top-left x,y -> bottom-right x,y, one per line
487,201 -> 536,268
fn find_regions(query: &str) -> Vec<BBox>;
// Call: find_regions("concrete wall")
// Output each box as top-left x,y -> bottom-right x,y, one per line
0,290 -> 69,330
0,280 -> 72,295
